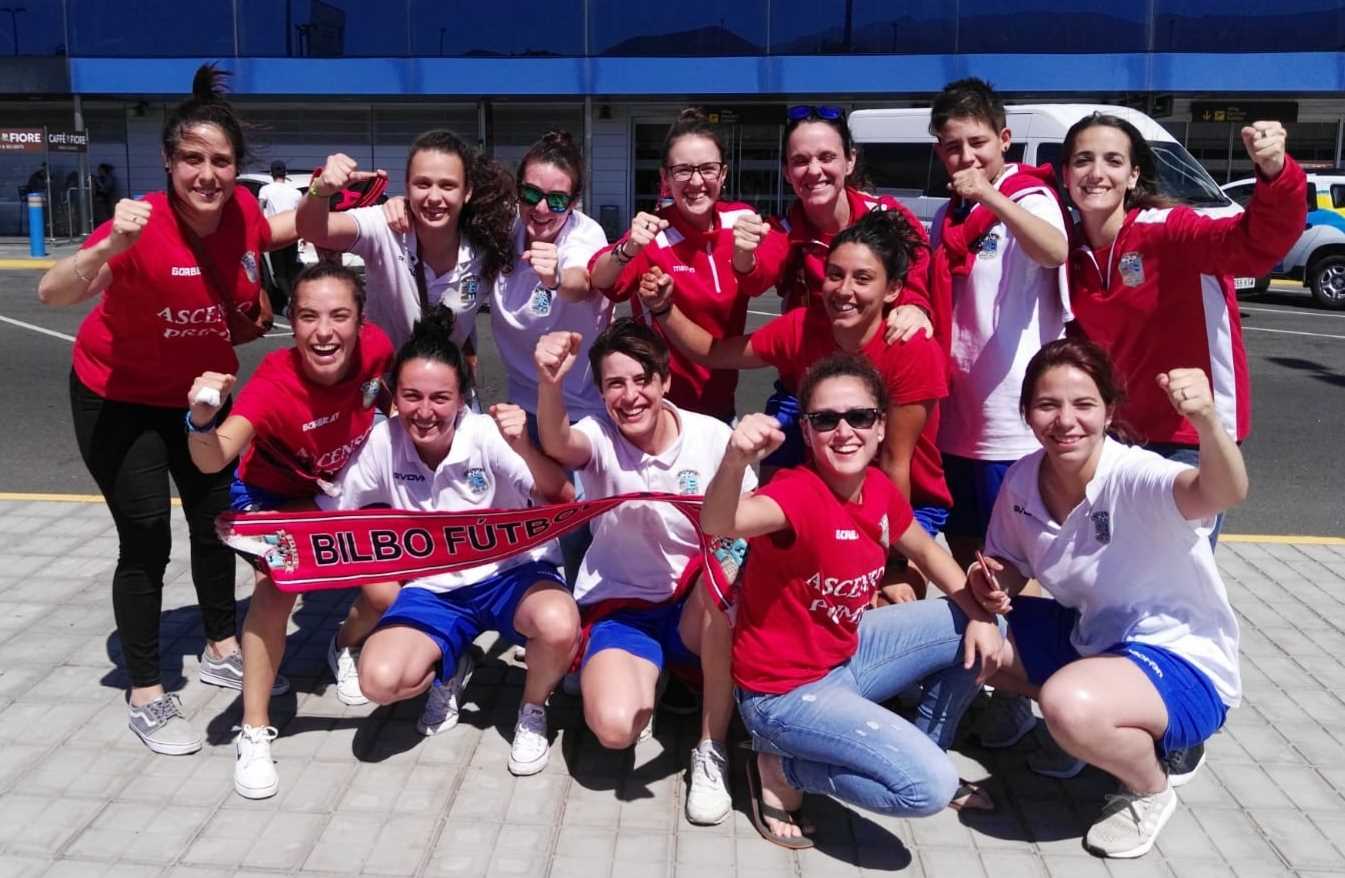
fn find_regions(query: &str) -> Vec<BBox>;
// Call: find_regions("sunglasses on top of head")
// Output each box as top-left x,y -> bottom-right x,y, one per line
803,407 -> 882,432
787,105 -> 845,123
519,183 -> 576,212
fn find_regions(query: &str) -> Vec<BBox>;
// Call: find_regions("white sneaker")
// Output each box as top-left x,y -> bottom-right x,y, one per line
977,691 -> 1037,749
508,703 -> 550,776
234,724 -> 279,799
417,652 -> 474,736
685,739 -> 732,825
1084,785 -> 1178,858
326,635 -> 368,706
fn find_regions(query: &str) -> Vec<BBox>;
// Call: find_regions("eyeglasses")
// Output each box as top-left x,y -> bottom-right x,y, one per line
803,407 -> 882,432
519,183 -> 575,212
665,162 -> 726,183
787,105 -> 845,123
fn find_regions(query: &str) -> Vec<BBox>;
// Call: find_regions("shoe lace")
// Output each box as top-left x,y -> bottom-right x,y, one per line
1099,790 -> 1146,827
693,743 -> 728,790
238,724 -> 279,744
143,694 -> 185,726
517,706 -> 546,738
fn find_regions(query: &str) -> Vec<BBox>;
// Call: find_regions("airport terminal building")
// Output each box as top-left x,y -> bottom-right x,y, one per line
1,1 -> 1343,237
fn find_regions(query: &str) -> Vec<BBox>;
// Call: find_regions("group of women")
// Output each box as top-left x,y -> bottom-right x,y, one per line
38,66 -> 1305,860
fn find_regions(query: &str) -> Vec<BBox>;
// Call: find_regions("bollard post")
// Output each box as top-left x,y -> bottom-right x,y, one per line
27,193 -> 46,258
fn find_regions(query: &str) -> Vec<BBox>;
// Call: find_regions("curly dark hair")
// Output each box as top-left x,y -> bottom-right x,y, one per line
162,64 -> 247,169
829,208 -> 928,287
798,352 -> 889,414
406,130 -> 517,284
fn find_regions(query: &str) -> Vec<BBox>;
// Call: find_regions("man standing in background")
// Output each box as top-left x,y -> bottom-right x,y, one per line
259,160 -> 303,311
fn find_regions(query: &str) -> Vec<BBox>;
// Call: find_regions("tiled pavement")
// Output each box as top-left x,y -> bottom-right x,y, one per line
0,498 -> 1343,877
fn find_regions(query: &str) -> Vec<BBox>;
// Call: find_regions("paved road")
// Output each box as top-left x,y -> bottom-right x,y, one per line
1,269 -> 1342,536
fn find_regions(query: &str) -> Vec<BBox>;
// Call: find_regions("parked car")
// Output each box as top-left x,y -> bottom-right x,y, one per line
849,103 -> 1256,291
1222,171 -> 1345,309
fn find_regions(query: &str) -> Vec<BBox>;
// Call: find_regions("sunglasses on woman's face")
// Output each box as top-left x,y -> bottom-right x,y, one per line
803,407 -> 882,432
519,183 -> 575,212
787,105 -> 845,122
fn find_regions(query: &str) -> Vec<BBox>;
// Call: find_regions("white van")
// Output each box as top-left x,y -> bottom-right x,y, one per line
848,103 -> 1238,223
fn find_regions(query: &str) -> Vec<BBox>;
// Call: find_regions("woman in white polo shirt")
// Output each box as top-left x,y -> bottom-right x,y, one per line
319,305 -> 581,779
968,337 -> 1246,860
296,130 -> 516,363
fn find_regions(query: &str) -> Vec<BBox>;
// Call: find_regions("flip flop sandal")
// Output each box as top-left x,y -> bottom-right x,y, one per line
949,778 -> 997,813
744,748 -> 815,850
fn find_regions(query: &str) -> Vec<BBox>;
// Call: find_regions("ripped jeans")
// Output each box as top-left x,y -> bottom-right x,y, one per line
736,598 -> 989,817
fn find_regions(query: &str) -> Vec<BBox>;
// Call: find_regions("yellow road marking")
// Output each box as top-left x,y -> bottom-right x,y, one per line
0,491 -> 180,506
0,258 -> 56,269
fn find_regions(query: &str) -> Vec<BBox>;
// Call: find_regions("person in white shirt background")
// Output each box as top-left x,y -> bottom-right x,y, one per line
967,337 -> 1245,860
533,319 -> 754,828
257,160 -> 303,312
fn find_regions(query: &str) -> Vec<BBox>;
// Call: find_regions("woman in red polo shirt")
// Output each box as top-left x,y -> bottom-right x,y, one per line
37,66 -> 299,756
185,263 -> 395,799
587,107 -> 781,422
643,210 -> 950,600
701,353 -> 1002,849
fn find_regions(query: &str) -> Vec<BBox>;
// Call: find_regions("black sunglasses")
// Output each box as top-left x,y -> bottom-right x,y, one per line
803,407 -> 882,432
519,183 -> 575,212
788,105 -> 845,123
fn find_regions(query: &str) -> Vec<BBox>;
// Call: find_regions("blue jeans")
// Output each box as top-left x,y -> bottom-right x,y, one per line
1146,443 -> 1223,549
735,598 -> 990,818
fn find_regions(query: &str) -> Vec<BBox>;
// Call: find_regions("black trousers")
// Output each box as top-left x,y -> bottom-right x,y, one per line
69,371 -> 237,687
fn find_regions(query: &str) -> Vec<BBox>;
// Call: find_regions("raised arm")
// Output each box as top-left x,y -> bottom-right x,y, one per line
489,402 -> 576,504
38,198 -> 149,306
295,153 -> 384,251
1164,122 -> 1306,279
589,210 -> 668,293
638,267 -> 766,370
185,372 -> 255,473
265,207 -> 300,251
1161,368 -> 1249,520
700,414 -> 789,538
949,167 -> 1068,268
522,239 -> 593,303
534,330 -> 593,470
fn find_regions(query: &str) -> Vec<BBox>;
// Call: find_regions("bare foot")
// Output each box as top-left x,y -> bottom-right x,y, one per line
758,752 -> 813,838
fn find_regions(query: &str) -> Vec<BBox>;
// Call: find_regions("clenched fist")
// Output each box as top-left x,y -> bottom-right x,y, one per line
312,153 -> 386,199
1241,121 -> 1287,179
534,330 -> 583,385
731,212 -> 767,258
637,266 -> 674,315
1157,368 -> 1215,425
489,402 -> 530,450
725,413 -> 785,465
522,241 -> 560,290
106,198 -> 153,257
187,371 -> 235,427
624,211 -> 670,256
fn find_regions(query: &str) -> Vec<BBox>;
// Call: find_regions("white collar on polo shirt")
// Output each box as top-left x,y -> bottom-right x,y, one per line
406,232 -> 476,282
392,407 -> 473,476
1020,436 -> 1125,525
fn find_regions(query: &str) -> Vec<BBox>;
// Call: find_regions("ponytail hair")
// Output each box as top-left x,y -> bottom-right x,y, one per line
391,305 -> 473,400
829,208 -> 927,287
406,129 -> 517,284
661,107 -> 725,166
518,129 -> 585,199
162,64 -> 248,168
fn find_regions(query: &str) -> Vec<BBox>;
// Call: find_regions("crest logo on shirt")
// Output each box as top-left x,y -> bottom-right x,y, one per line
460,276 -> 480,307
1119,252 -> 1145,287
1091,510 -> 1112,544
465,467 -> 489,495
529,285 -> 553,316
676,469 -> 700,495
240,251 -> 259,284
360,379 -> 380,409
976,232 -> 1000,258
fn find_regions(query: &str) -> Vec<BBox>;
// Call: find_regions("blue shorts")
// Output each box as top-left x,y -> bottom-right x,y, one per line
229,477 -> 290,513
913,504 -> 950,537
377,560 -> 564,684
1006,596 -> 1228,756
942,454 -> 1015,539
761,383 -> 805,470
583,596 -> 699,673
